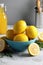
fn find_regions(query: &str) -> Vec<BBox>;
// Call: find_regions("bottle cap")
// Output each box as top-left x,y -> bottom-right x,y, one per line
0,3 -> 7,11
0,3 -> 4,7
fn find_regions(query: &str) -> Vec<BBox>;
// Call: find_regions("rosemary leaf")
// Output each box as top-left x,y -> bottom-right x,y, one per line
35,40 -> 43,48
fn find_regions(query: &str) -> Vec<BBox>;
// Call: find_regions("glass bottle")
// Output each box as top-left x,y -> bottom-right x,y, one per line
35,0 -> 43,28
0,4 -> 7,34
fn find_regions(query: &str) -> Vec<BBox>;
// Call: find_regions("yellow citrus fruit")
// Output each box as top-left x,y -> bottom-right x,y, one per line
26,26 -> 38,39
13,20 -> 27,34
13,34 -> 28,42
28,43 -> 40,56
6,29 -> 16,40
0,39 -> 6,52
38,32 -> 43,42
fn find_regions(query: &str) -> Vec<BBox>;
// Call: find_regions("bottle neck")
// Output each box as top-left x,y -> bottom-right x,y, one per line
36,0 -> 41,13
0,6 -> 5,12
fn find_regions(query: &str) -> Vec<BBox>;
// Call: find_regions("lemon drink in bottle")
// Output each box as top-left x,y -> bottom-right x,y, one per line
0,4 -> 7,34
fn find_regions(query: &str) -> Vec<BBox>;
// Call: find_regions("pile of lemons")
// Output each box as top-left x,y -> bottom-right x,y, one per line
0,20 -> 40,56
6,20 -> 38,41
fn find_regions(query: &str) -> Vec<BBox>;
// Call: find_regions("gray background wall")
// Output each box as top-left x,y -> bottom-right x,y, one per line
0,0 -> 36,25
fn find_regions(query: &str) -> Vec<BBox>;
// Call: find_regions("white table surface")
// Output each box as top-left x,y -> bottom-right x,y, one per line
0,25 -> 43,65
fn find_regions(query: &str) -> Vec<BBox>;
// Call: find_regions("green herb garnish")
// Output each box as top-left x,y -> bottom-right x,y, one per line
35,40 -> 43,48
0,46 -> 15,58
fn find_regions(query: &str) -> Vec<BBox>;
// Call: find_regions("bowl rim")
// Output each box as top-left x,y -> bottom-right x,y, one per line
5,38 -> 36,43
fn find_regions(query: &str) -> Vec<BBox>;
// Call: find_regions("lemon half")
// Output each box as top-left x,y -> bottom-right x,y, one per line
28,43 -> 40,56
38,32 -> 43,42
0,39 -> 6,52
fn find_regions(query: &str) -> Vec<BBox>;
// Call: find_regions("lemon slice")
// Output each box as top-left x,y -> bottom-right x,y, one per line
28,43 -> 40,56
0,39 -> 6,52
38,32 -> 43,42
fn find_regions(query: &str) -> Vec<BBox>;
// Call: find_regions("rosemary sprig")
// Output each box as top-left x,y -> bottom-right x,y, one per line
35,40 -> 43,48
0,46 -> 15,58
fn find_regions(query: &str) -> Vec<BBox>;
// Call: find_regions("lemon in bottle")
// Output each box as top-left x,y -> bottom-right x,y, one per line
0,4 -> 7,34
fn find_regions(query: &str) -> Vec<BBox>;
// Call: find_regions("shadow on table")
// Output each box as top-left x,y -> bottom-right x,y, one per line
18,53 -> 33,57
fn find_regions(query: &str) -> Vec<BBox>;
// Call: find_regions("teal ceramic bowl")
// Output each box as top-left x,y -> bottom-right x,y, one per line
5,39 -> 36,52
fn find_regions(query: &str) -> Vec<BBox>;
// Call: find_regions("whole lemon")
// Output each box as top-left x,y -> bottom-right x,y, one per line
6,29 -> 16,40
13,34 -> 28,42
26,26 -> 38,39
13,20 -> 27,34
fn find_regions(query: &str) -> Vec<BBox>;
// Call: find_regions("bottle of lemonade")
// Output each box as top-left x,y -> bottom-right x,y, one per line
0,4 -> 7,34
